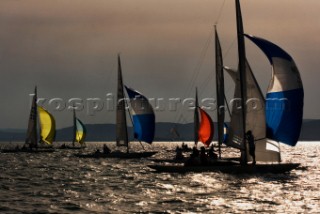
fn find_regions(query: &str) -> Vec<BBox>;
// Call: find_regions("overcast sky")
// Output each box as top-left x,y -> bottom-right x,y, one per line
0,0 -> 319,129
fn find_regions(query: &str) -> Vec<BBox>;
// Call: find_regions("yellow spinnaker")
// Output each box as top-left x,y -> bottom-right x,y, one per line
38,106 -> 56,144
75,118 -> 86,144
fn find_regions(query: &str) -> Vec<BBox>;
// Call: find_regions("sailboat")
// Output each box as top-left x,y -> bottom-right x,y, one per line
149,0 -> 303,174
108,55 -> 156,158
73,110 -> 87,148
150,89 -> 214,164
76,55 -> 156,159
59,108 -> 86,149
1,87 -> 55,153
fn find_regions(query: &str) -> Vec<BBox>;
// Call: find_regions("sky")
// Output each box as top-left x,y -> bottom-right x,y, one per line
0,0 -> 319,129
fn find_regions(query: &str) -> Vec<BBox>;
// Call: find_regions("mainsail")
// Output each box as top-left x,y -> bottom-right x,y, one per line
116,55 -> 129,147
245,35 -> 304,146
225,62 -> 281,162
125,86 -> 155,144
235,0 -> 248,163
194,88 -> 199,146
215,26 -> 225,158
25,86 -> 38,148
224,66 -> 243,149
38,106 -> 56,145
198,108 -> 214,147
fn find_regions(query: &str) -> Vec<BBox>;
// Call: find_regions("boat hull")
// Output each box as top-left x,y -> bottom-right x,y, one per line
149,157 -> 240,164
75,151 -> 157,159
0,149 -> 55,153
56,146 -> 84,150
148,163 -> 300,174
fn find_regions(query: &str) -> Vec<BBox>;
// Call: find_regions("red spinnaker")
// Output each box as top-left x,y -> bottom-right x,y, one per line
198,108 -> 214,147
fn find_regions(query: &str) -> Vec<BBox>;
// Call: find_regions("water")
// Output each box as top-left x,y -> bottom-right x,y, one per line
0,142 -> 319,213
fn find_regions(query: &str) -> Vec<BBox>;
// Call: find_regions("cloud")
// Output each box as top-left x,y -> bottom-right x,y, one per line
0,0 -> 319,128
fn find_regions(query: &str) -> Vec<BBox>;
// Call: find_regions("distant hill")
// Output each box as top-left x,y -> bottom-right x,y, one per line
298,119 -> 320,141
1,120 -> 320,142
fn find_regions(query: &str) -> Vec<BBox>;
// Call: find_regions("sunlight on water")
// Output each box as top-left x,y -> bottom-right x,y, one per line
0,141 -> 319,213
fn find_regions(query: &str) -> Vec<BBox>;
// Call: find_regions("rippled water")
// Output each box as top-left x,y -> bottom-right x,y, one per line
0,142 -> 319,213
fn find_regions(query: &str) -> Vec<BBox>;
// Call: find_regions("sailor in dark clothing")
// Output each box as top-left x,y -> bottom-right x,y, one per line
246,130 -> 256,165
192,146 -> 199,158
208,145 -> 218,160
103,144 -> 111,154
184,146 -> 200,166
181,142 -> 189,151
200,147 -> 208,165
175,146 -> 184,160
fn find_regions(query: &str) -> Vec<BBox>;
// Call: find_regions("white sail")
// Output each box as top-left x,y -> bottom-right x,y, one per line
225,61 -> 280,162
224,66 -> 243,149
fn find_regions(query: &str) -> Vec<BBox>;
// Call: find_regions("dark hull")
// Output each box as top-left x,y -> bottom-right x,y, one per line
55,146 -> 84,150
1,149 -> 55,153
149,158 -> 187,164
75,151 -> 157,159
148,163 -> 300,174
150,157 -> 240,164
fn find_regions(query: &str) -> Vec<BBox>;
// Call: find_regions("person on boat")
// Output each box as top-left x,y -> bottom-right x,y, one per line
103,144 -> 111,154
60,143 -> 66,149
184,146 -> 200,166
29,143 -> 34,150
246,130 -> 256,165
95,149 -> 101,155
200,147 -> 208,165
181,142 -> 188,151
175,146 -> 184,160
21,144 -> 27,151
208,145 -> 218,160
192,146 -> 199,157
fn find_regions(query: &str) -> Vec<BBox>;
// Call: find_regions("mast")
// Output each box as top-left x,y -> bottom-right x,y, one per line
235,0 -> 248,164
215,25 -> 224,159
116,54 -> 129,153
72,107 -> 76,147
194,88 -> 199,147
25,86 -> 38,148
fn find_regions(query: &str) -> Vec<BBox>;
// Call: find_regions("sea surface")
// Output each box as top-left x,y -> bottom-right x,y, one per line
0,141 -> 319,213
